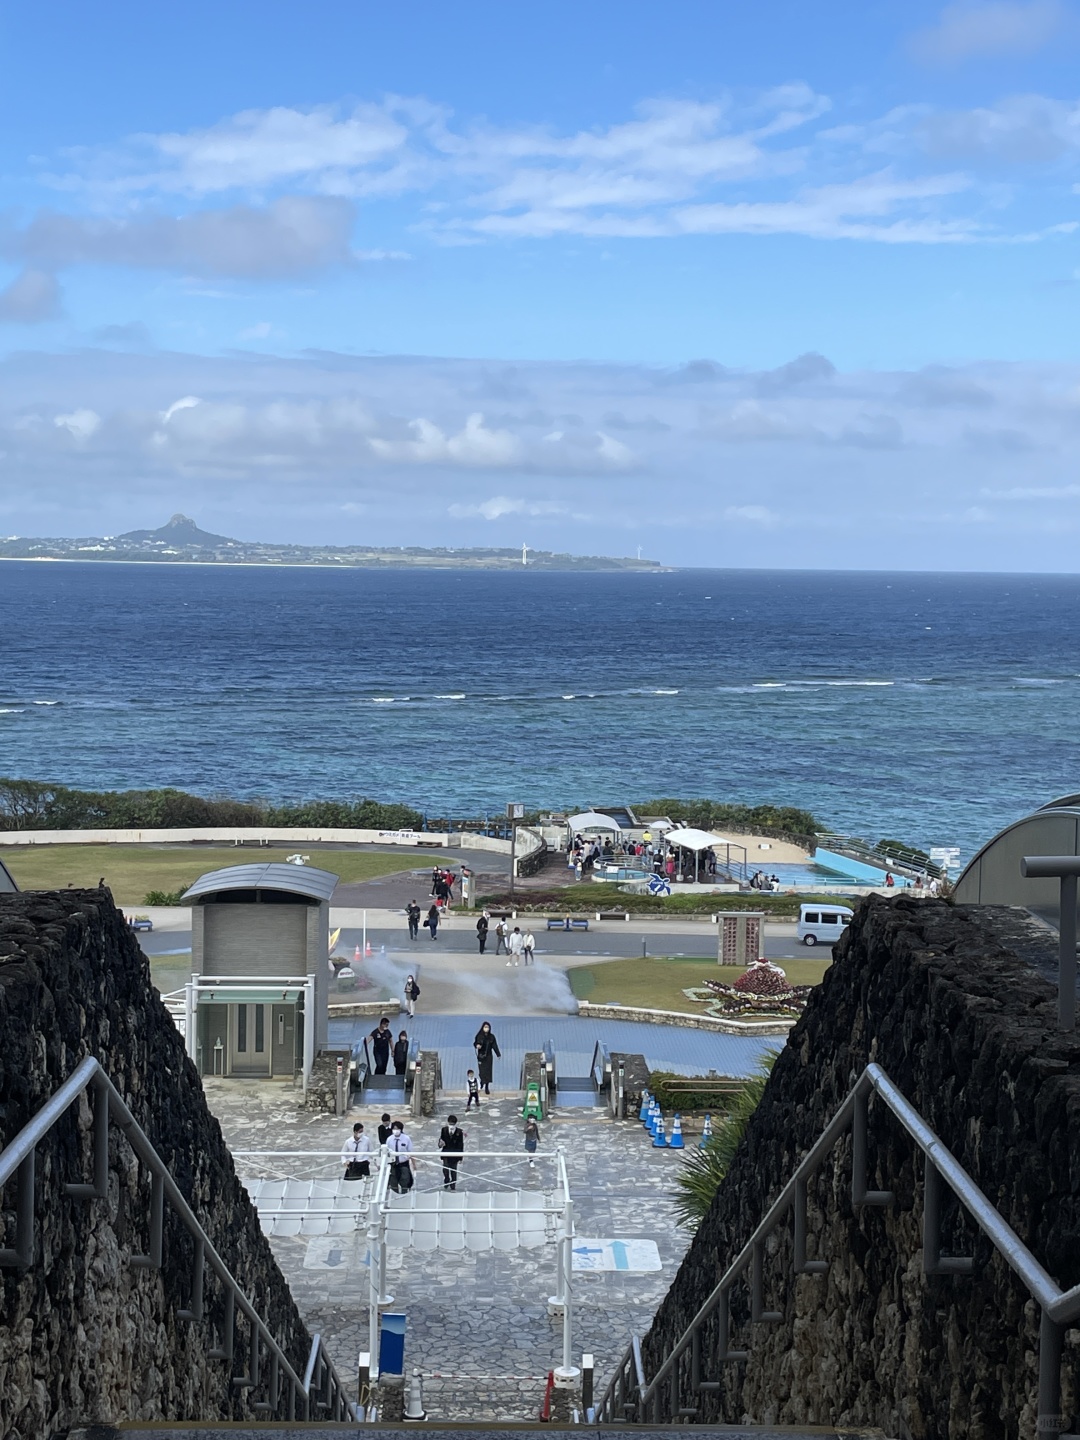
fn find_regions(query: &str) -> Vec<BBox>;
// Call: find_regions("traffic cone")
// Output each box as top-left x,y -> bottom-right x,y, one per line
354,946 -> 362,963
700,1114 -> 713,1149
669,1113 -> 684,1149
404,1370 -> 427,1422
365,939 -> 373,958
652,1116 -> 668,1147
640,1090 -> 652,1125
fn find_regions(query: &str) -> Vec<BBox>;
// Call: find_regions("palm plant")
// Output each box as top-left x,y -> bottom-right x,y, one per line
672,1054 -> 776,1229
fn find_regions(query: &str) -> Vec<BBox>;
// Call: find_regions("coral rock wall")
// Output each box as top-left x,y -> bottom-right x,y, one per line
0,890 -> 312,1438
642,897 -> 1080,1439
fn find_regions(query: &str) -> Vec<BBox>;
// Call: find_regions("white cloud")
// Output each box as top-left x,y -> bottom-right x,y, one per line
910,1 -> 1065,64
238,321 -> 273,340
724,505 -> 776,525
53,408 -> 100,439
448,495 -> 569,520
161,395 -> 201,423
370,412 -> 522,467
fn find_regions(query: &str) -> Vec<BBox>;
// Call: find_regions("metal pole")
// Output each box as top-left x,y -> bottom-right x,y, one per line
302,975 -> 315,1095
562,1199 -> 574,1371
1038,1309 -> 1065,1438
1058,874 -> 1077,1032
509,822 -> 517,902
367,1204 -> 380,1371
185,977 -> 197,1060
362,909 -> 367,960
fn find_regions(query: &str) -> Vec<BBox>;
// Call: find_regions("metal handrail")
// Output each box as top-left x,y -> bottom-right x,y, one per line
595,1062 -> 1077,1436
0,1056 -> 356,1423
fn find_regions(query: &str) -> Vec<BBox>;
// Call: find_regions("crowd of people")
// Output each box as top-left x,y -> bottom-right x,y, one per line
568,830 -> 724,883
343,1019 -> 528,1193
473,912 -> 536,962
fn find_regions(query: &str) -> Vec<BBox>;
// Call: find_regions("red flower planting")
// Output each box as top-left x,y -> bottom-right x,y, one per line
732,960 -> 791,996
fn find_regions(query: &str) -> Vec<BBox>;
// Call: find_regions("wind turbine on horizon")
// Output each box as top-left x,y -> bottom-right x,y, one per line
522,542 -> 530,567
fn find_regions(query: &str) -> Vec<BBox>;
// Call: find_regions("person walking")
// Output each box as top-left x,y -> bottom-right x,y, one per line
494,918 -> 508,956
370,1017 -> 392,1075
393,1029 -> 410,1077
522,928 -> 535,965
476,910 -> 490,955
341,1121 -> 375,1180
438,1114 -> 465,1191
404,973 -> 420,1017
386,1120 -> 415,1193
377,1113 -> 393,1146
425,903 -> 441,939
507,926 -> 524,967
523,1114 -> 540,1168
473,1022 -> 501,1095
465,1069 -> 481,1110
406,900 -> 421,941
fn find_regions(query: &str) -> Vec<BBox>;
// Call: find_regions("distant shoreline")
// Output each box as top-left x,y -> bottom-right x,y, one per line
0,555 -> 673,573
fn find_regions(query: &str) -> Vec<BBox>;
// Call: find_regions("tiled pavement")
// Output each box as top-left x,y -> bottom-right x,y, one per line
204,1078 -> 701,1423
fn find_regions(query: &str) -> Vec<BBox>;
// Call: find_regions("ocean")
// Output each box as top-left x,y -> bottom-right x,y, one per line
4,561 -> 1080,859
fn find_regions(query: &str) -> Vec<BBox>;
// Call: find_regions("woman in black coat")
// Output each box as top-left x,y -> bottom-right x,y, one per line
393,1030 -> 410,1076
473,1021 -> 501,1094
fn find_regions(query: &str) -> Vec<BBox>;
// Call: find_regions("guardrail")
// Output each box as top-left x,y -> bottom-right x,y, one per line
594,1062 -> 1080,1437
818,833 -> 941,880
0,1056 -> 357,1423
1020,854 -> 1079,1032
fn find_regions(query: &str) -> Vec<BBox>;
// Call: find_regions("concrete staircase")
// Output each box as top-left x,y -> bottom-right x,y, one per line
70,1427 -> 888,1438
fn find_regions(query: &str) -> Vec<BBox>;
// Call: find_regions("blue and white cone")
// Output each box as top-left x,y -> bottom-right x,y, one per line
652,1116 -> 668,1147
700,1113 -> 713,1149
640,1091 -> 652,1126
669,1113 -> 685,1149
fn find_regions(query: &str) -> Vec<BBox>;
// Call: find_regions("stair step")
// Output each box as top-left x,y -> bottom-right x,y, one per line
72,1424 -> 889,1437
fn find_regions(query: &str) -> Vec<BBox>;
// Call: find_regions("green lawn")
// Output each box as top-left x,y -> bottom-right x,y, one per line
567,954 -> 831,1015
0,845 -> 414,905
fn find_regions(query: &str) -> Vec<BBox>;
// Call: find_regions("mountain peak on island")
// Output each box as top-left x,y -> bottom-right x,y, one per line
118,514 -> 237,546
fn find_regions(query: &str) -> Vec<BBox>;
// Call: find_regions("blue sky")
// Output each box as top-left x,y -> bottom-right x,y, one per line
2,0 -> 1080,568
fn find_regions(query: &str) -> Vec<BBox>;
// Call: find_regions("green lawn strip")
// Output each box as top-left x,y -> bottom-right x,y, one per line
568,954 -> 831,1015
0,845 -> 416,905
482,882 -> 850,919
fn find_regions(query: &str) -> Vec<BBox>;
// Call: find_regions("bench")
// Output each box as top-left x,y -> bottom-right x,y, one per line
487,908 -> 517,920
595,909 -> 630,921
546,916 -> 589,931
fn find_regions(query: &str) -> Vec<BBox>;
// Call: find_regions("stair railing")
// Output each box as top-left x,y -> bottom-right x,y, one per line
0,1054 -> 356,1423
594,1062 -> 1080,1437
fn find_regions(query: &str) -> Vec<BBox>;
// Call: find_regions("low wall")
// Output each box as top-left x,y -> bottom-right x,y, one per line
0,891 -> 313,1435
813,844 -> 911,886
575,1001 -> 793,1037
641,897 -> 1080,1438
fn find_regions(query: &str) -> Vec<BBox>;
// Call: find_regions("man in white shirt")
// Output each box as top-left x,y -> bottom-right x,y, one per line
522,929 -> 535,965
386,1120 -> 415,1193
341,1122 -> 375,1180
507,926 -> 524,966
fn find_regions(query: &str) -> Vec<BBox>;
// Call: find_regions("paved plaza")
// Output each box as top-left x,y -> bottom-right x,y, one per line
205,1076 -> 704,1422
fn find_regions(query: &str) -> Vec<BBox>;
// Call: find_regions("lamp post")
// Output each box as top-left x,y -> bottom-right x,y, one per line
1020,855 -> 1079,1031
507,802 -> 524,902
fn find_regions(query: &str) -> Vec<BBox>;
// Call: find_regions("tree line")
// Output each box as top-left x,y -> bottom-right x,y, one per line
0,779 -> 424,832
635,798 -> 821,842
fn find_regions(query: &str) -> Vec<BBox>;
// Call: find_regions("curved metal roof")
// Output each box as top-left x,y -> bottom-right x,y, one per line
182,862 -> 339,903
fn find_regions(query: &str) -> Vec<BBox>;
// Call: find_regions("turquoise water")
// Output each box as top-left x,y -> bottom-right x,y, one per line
3,562 -> 1080,858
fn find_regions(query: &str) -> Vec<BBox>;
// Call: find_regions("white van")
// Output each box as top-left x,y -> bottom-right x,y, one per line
797,903 -> 854,947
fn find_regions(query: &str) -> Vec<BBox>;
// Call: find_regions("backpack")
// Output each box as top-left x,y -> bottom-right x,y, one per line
410,980 -> 420,999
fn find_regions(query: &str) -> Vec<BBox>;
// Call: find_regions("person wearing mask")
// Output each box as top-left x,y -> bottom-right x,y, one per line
425,903 -> 441,939
341,1121 -> 375,1180
473,1022 -> 501,1095
406,900 -> 421,941
476,910 -> 490,955
386,1120 -> 415,1193
465,1069 -> 481,1110
370,1018 -> 392,1075
521,928 -> 536,965
494,918 -> 508,956
393,1029 -> 410,1077
404,974 -> 420,1017
438,1114 -> 465,1191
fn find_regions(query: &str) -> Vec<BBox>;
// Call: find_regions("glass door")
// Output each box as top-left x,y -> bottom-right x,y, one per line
229,1002 -> 271,1076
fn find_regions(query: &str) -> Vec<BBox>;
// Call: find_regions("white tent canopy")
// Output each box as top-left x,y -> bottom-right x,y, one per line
565,810 -> 623,832
664,826 -> 727,851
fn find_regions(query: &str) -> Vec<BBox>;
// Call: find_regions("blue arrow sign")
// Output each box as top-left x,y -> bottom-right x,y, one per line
573,1245 -> 603,1257
609,1240 -> 630,1270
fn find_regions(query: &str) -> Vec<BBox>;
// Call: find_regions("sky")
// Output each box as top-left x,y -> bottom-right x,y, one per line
2,0 -> 1080,569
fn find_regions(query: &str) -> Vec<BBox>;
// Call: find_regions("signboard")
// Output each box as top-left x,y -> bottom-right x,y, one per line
929,847 -> 961,868
378,1312 -> 406,1377
571,1238 -> 662,1273
507,803 -> 525,820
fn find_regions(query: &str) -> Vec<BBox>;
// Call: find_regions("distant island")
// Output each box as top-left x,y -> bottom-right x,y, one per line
0,514 -> 665,571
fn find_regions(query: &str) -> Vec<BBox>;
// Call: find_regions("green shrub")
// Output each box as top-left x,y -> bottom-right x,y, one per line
143,889 -> 189,906
671,1055 -> 776,1229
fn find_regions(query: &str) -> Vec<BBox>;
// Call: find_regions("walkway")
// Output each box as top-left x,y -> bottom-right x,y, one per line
330,1013 -> 777,1092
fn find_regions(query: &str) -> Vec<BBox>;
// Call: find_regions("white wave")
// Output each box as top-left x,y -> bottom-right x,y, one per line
653,688 -> 679,695
33,699 -> 60,706
435,693 -> 466,700
562,694 -> 576,700
754,682 -> 787,689
1014,677 -> 1066,686
371,697 -> 396,704
0,707 -> 24,714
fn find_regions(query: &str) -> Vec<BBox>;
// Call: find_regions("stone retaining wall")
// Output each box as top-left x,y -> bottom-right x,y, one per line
0,891 -> 314,1436
575,999 -> 793,1036
641,897 -> 1080,1439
